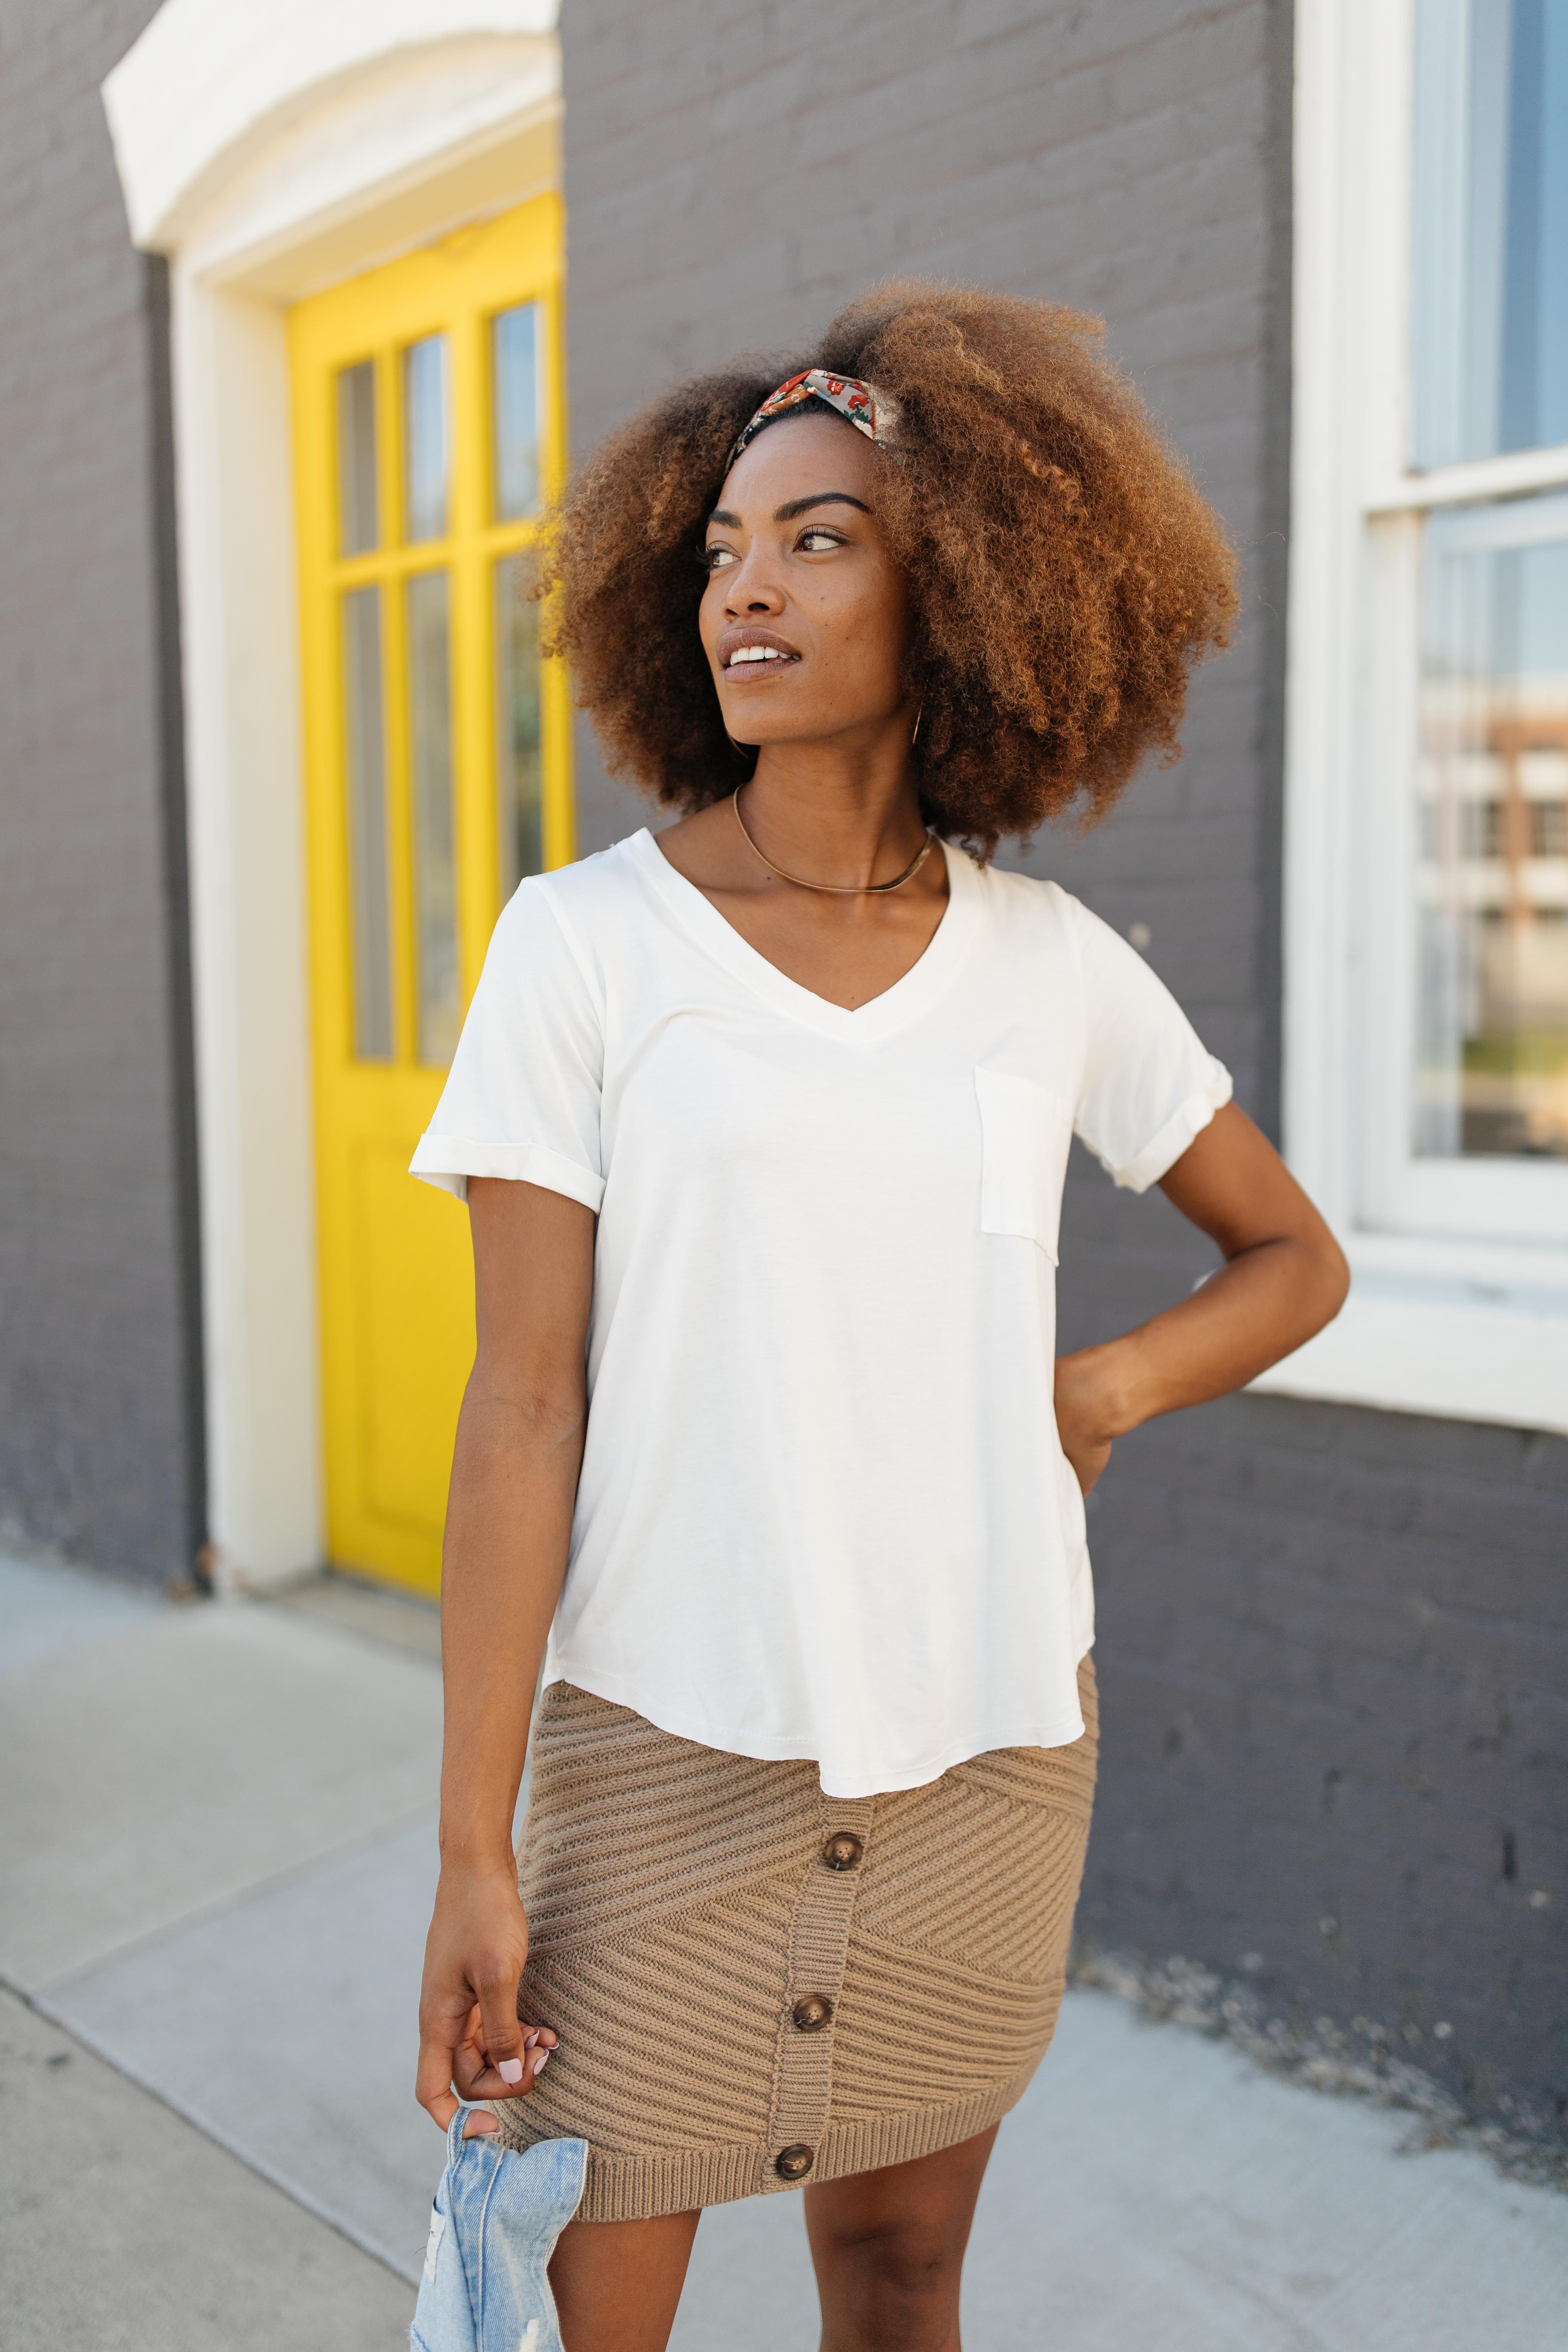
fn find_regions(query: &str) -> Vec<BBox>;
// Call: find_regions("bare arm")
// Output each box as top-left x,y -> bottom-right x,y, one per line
1054,1102 -> 1349,1494
415,1176 -> 595,2137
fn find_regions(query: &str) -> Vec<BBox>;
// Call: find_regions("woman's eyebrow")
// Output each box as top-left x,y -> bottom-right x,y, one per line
775,492 -> 871,520
704,491 -> 871,531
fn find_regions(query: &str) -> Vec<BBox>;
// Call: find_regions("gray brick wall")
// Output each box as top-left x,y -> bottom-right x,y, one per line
561,0 -> 1568,2138
0,0 -> 203,1582
1080,1397 -> 1568,2136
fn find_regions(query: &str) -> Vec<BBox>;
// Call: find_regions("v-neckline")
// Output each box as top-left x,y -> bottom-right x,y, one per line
629,828 -> 984,1044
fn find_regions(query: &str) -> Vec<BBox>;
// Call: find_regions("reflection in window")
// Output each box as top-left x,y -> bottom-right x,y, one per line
1416,492 -> 1568,1156
492,303 -> 543,521
403,335 -> 449,542
1412,0 -> 1568,468
406,571 -> 460,1065
495,552 -> 543,896
337,362 -> 378,557
341,587 -> 393,1059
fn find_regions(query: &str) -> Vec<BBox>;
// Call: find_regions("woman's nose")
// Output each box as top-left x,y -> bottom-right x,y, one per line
725,556 -> 785,616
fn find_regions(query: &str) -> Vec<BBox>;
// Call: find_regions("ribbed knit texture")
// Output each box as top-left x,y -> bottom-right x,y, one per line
495,1659 -> 1098,2221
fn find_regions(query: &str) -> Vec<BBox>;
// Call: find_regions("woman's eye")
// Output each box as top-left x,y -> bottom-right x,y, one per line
704,545 -> 738,571
799,527 -> 844,552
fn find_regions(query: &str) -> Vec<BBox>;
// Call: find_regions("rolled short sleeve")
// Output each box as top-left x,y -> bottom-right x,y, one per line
409,879 -> 605,1211
1064,895 -> 1232,1193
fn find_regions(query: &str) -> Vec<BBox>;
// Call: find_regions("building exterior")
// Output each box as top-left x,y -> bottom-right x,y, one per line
0,0 -> 1563,2147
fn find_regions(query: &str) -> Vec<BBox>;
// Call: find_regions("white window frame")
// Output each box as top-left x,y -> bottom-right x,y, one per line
1259,0 -> 1568,1435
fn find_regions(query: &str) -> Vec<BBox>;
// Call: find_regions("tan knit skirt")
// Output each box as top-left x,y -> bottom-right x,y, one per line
495,1658 -> 1098,2222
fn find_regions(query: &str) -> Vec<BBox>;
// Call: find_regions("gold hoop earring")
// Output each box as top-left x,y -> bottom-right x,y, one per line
725,732 -> 754,764
910,700 -> 925,748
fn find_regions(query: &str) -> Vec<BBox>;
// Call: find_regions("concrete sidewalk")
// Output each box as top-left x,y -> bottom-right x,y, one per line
2,1548 -> 1565,2349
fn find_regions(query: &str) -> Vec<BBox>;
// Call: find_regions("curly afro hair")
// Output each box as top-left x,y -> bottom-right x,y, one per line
541,280 -> 1238,857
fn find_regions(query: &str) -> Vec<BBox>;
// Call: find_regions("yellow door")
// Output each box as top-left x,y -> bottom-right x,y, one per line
290,197 -> 571,1595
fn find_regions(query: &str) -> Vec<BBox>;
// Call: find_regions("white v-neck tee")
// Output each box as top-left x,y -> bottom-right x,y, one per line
411,830 -> 1230,1798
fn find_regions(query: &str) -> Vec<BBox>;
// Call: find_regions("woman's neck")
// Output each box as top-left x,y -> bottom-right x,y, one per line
744,731 -> 926,893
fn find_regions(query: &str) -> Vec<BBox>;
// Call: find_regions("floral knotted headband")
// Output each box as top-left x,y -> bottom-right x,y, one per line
728,368 -> 891,467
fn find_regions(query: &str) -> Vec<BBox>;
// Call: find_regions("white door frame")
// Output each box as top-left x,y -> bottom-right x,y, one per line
103,1 -> 562,1585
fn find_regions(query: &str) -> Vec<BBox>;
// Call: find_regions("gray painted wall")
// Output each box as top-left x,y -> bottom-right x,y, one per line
0,1 -> 203,1584
560,0 -> 1567,2142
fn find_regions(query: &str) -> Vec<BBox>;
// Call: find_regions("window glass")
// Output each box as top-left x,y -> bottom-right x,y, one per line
336,362 -> 378,557
1416,490 -> 1568,1156
403,335 -> 450,542
492,303 -> 543,521
341,586 -> 393,1059
406,571 -> 460,1065
495,552 -> 543,896
1412,0 -> 1568,467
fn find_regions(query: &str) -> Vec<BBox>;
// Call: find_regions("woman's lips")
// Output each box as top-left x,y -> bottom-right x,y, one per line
717,626 -> 802,673
723,652 -> 801,682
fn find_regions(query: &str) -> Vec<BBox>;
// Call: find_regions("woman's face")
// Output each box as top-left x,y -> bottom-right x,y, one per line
699,411 -> 913,750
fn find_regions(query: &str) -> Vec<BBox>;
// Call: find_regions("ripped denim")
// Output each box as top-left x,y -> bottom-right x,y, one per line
411,2110 -> 588,2352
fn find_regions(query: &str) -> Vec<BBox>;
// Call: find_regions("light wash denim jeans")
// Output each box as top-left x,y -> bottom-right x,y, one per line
411,2109 -> 588,2352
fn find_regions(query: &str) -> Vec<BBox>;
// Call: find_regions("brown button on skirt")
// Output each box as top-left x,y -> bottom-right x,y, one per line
493,1657 -> 1098,2222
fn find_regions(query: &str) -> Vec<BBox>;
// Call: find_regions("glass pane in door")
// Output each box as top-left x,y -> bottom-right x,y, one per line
492,302 -> 542,520
495,552 -> 543,896
403,335 -> 449,542
341,585 -> 393,1059
406,569 -> 460,1065
1416,489 -> 1568,1156
337,361 -> 378,556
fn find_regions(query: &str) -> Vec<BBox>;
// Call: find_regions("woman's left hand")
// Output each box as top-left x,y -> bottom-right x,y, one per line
1050,1104 -> 1350,1498
1053,1348 -> 1119,1496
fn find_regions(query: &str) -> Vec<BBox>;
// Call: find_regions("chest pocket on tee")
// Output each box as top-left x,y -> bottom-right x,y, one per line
975,1067 -> 1074,1263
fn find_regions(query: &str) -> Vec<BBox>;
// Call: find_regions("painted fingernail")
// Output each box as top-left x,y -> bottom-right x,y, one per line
523,2029 -> 540,2048
497,2058 -> 525,2084
531,2048 -> 551,2075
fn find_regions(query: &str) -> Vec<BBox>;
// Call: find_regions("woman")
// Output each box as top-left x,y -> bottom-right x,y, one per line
411,284 -> 1348,2352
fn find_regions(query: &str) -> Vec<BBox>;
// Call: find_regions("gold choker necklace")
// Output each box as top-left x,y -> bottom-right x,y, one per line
733,787 -> 935,896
